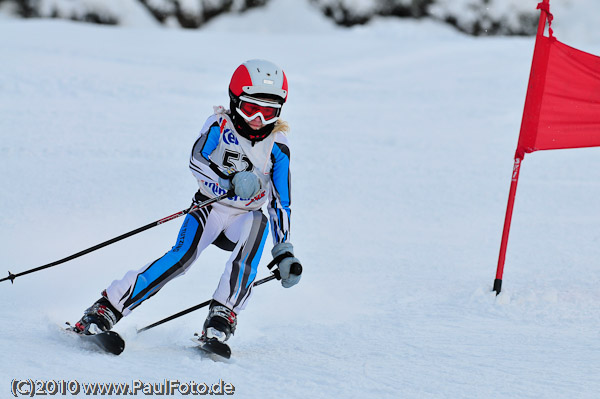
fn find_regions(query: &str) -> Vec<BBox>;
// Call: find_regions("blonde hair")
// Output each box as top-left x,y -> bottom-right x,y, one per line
273,119 -> 290,134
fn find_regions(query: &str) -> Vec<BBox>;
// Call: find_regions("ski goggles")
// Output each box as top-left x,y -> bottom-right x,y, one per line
236,96 -> 282,124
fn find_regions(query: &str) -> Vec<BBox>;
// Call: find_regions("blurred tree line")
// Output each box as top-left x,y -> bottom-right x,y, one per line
0,0 -> 538,35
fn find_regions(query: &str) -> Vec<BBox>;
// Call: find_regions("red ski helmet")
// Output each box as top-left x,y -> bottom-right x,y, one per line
229,59 -> 288,104
228,59 -> 288,142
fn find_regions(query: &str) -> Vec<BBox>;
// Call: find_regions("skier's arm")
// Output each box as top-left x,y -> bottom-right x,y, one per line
189,119 -> 230,184
268,141 -> 301,288
268,141 -> 292,245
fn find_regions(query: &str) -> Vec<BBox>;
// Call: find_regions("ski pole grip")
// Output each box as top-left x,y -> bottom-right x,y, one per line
290,263 -> 302,276
267,252 -> 293,270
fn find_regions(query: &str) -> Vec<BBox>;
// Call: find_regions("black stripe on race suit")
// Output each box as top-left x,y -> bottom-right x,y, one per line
189,163 -> 214,181
233,213 -> 268,309
229,212 -> 268,309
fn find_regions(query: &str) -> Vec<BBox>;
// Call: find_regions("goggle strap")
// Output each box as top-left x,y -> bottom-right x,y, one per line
239,95 -> 282,108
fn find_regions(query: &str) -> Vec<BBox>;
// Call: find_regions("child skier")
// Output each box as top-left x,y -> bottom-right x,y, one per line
72,59 -> 302,352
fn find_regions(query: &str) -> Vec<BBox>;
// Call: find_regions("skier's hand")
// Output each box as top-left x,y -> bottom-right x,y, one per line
232,171 -> 260,198
218,176 -> 232,192
272,242 -> 302,288
217,168 -> 236,196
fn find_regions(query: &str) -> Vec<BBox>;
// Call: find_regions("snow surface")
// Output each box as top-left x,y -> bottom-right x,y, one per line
1,0 -> 600,398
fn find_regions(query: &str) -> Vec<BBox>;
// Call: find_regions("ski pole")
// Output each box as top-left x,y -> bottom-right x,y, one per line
137,275 -> 276,334
1,193 -> 230,284
137,262 -> 302,334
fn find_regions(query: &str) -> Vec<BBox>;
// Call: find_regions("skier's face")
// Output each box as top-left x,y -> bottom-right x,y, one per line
237,95 -> 281,130
247,116 -> 265,130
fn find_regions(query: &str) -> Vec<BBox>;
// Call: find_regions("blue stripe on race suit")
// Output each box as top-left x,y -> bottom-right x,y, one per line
233,218 -> 268,299
201,125 -> 221,161
129,214 -> 200,302
128,283 -> 158,310
246,225 -> 268,288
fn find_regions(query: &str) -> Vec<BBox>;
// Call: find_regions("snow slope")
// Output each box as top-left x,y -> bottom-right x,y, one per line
1,1 -> 599,398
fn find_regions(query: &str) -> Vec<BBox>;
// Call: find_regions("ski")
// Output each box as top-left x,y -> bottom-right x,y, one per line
192,333 -> 231,359
64,324 -> 125,355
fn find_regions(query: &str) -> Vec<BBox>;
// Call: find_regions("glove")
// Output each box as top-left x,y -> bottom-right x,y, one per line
271,242 -> 302,288
232,171 -> 260,198
217,168 -> 235,194
218,176 -> 232,192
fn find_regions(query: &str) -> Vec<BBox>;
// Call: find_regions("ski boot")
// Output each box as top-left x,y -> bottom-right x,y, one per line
197,301 -> 237,358
73,291 -> 122,335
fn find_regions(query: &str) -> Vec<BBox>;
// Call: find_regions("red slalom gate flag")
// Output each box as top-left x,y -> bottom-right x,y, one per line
518,30 -> 600,153
494,0 -> 600,294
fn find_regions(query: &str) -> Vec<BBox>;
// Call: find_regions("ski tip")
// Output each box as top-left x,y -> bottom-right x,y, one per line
99,331 -> 126,355
198,338 -> 231,359
63,325 -> 125,355
191,334 -> 233,361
